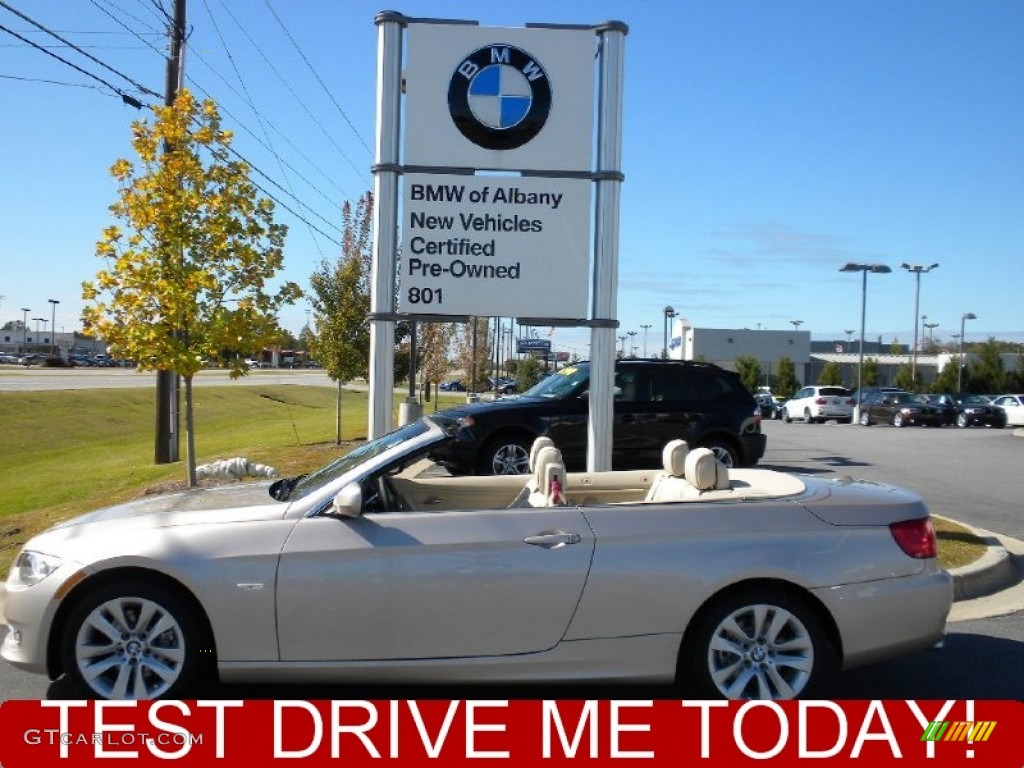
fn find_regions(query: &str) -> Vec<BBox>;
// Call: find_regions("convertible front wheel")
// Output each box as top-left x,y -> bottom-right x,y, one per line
61,581 -> 207,700
680,588 -> 835,700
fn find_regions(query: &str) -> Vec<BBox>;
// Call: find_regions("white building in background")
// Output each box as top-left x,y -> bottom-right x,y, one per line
664,318 -> 1016,389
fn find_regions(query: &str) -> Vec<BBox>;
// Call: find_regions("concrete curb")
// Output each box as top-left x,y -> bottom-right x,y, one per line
945,521 -> 1024,621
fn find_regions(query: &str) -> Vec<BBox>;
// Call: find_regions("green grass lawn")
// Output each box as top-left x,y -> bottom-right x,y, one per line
0,385 -> 987,575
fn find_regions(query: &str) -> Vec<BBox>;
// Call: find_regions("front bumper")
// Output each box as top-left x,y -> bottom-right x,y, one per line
1,562 -> 84,676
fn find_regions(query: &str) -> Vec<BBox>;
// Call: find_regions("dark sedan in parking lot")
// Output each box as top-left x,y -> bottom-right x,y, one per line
925,393 -> 1007,428
858,391 -> 945,427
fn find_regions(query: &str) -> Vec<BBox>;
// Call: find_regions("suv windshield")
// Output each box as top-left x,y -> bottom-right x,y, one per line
521,363 -> 590,399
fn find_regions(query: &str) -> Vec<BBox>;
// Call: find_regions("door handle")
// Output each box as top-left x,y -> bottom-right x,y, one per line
524,532 -> 582,549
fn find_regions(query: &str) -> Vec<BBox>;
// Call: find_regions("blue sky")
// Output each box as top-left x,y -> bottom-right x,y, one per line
3,0 -> 1022,360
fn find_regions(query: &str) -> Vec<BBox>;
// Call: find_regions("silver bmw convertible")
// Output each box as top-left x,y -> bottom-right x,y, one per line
2,418 -> 952,700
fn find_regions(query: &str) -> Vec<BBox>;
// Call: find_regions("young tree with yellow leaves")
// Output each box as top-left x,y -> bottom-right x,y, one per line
82,90 -> 302,487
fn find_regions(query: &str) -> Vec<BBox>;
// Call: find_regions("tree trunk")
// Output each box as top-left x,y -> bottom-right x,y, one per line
336,379 -> 343,445
184,374 -> 197,487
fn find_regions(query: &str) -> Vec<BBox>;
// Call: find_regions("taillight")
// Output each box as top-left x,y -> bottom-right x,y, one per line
814,397 -> 827,404
889,518 -> 938,559
846,398 -> 854,405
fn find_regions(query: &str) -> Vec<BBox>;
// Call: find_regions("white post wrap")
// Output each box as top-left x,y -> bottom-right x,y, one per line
368,12 -> 404,439
588,23 -> 627,472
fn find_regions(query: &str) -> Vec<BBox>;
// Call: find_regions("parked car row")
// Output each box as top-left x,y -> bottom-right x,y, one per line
770,385 -> 1019,429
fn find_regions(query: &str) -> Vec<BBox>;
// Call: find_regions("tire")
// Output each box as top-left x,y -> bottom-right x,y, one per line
781,408 -> 792,423
700,439 -> 739,469
479,434 -> 532,475
893,412 -> 905,428
859,410 -> 871,426
61,580 -> 208,700
956,413 -> 968,428
803,409 -> 814,424
680,587 -> 835,700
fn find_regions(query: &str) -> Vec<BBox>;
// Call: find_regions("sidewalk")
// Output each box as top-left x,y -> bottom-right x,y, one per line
946,522 -> 1024,622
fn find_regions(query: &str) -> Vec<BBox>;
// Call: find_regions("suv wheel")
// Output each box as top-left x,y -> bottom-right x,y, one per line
479,434 -> 531,475
781,408 -> 791,423
803,409 -> 814,424
700,439 -> 739,468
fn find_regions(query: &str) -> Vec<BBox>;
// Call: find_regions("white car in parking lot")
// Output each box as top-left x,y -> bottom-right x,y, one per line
992,394 -> 1024,427
781,386 -> 855,424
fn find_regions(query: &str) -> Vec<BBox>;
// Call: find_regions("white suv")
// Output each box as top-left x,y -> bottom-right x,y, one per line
781,386 -> 854,424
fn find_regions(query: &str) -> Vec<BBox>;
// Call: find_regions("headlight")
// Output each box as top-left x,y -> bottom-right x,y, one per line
9,550 -> 64,587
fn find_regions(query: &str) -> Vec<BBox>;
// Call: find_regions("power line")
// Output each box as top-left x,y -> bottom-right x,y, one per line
213,0 -> 371,184
90,0 -> 165,41
0,21 -> 145,107
0,72 -> 118,93
200,0 -> 327,260
0,0 -> 160,97
261,0 -> 372,157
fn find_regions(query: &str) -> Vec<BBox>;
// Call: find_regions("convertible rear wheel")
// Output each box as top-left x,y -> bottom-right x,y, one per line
61,581 -> 206,700
681,588 -> 834,700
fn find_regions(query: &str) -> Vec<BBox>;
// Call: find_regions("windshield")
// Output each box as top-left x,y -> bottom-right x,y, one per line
959,395 -> 989,405
285,420 -> 433,501
520,363 -> 590,399
894,393 -> 929,404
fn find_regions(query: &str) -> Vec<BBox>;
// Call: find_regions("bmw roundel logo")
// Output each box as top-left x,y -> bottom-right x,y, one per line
448,44 -> 552,151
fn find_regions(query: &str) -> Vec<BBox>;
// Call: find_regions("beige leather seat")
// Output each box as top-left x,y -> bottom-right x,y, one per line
526,445 -> 568,506
644,439 -> 692,502
684,447 -> 731,494
509,436 -> 561,507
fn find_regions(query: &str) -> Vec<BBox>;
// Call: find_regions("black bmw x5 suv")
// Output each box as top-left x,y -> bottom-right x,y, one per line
430,359 -> 766,475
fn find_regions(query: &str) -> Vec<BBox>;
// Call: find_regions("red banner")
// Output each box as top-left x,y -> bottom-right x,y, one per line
1,699 -> 1021,766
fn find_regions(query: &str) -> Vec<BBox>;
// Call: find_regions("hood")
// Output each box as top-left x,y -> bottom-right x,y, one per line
435,395 -> 547,421
47,482 -> 286,534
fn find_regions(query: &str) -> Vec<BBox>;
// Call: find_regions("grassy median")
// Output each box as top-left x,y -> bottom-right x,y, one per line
0,385 -> 987,575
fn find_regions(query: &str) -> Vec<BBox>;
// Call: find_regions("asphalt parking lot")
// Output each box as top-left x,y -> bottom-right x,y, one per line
758,418 -> 1024,541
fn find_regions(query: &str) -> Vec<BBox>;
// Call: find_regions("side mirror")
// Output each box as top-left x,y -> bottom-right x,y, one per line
330,482 -> 363,518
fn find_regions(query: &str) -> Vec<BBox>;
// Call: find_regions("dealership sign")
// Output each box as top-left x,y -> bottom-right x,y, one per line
396,22 -> 596,319
404,25 -> 595,171
400,174 -> 590,316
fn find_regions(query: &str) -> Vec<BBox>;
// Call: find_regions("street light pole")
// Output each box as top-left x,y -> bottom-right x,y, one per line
48,299 -> 60,357
662,306 -> 675,359
626,330 -> 637,358
900,262 -> 939,383
640,323 -> 651,357
21,307 -> 30,351
840,262 -> 892,421
790,320 -> 803,332
958,312 -> 977,393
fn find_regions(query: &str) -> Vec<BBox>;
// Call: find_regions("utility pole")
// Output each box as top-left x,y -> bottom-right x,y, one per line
156,0 -> 187,463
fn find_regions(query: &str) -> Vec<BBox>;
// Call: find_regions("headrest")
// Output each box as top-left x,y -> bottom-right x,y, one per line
533,445 -> 562,486
662,439 -> 689,477
529,436 -> 556,472
685,448 -> 719,491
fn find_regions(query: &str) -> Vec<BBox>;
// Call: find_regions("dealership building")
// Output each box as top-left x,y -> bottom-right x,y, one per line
665,318 -> 1008,389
